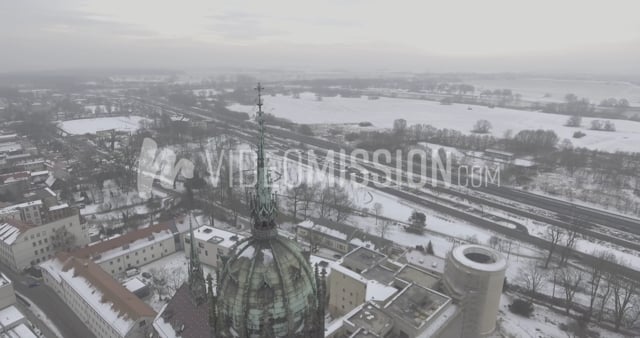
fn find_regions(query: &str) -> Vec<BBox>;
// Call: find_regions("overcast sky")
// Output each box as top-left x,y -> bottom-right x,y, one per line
2,0 -> 640,74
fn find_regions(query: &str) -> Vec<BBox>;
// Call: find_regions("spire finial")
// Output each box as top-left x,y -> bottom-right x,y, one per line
250,83 -> 278,239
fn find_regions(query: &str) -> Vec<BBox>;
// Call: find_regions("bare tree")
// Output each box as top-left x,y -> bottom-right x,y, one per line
518,260 -> 548,298
544,226 -> 564,268
559,225 -> 578,266
51,227 -> 77,252
597,270 -> 614,323
286,183 -> 307,220
611,276 -> 637,331
318,185 -> 331,219
372,202 -> 383,225
376,219 -> 392,239
586,250 -> 615,321
300,182 -> 319,218
328,183 -> 353,223
560,267 -> 583,315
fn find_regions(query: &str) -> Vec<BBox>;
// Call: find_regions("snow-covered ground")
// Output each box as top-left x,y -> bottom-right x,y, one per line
465,77 -> 640,107
493,293 -> 628,338
228,93 -> 640,153
58,116 -> 148,135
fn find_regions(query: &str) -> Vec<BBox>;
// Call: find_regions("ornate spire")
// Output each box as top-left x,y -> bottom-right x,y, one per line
250,83 -> 278,239
187,213 -> 206,304
188,214 -> 201,275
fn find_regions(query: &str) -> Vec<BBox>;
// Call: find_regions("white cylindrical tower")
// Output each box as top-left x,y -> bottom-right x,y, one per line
443,244 -> 507,337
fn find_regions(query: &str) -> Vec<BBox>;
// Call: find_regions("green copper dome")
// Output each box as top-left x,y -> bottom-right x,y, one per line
217,236 -> 318,337
214,84 -> 325,338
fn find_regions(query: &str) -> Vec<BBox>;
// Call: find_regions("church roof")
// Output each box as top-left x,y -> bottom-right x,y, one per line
217,235 -> 318,337
153,283 -> 212,338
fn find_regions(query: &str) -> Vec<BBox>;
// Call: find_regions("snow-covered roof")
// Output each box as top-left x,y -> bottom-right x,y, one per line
0,305 -> 24,328
48,203 -> 69,211
365,280 -> 397,302
44,175 -> 56,187
330,262 -> 397,303
0,142 -> 22,154
40,254 -> 156,337
191,225 -> 245,248
152,304 -> 177,338
8,323 -> 38,338
72,223 -> 172,262
123,278 -> 146,293
0,222 -> 25,245
0,200 -> 42,217
0,273 -> 11,287
402,250 -> 445,275
30,170 -> 49,177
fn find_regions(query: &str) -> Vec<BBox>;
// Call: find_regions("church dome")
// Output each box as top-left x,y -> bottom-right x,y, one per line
217,235 -> 318,337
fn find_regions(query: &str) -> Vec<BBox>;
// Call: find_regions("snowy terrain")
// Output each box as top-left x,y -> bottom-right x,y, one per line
465,77 -> 640,107
58,116 -> 148,135
228,93 -> 640,153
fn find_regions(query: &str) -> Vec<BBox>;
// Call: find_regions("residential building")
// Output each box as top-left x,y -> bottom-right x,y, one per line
70,223 -> 177,276
41,253 -> 157,338
0,272 -> 16,309
184,225 -> 244,268
0,208 -> 87,271
0,273 -> 40,337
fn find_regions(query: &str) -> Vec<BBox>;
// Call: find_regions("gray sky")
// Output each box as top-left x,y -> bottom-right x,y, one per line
2,0 -> 640,74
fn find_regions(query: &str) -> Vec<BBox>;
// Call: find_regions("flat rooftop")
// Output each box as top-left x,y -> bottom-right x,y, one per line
362,264 -> 396,285
191,225 -> 244,248
394,265 -> 440,290
347,303 -> 394,337
342,246 -> 386,272
385,284 -> 450,330
400,249 -> 445,275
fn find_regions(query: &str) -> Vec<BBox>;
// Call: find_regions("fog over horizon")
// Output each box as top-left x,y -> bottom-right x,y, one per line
2,0 -> 640,75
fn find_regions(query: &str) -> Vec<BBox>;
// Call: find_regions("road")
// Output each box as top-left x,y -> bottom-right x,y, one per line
0,264 -> 95,338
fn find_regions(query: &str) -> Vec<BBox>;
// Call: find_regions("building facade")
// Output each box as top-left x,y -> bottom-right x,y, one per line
41,253 -> 157,338
0,209 -> 88,271
70,223 -> 177,277
184,225 -> 244,268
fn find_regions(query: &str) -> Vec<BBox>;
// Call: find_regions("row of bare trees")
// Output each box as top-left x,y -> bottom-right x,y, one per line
286,182 -> 354,223
518,250 -> 639,332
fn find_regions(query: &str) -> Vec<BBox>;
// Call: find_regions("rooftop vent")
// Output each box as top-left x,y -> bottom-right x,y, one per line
203,228 -> 213,234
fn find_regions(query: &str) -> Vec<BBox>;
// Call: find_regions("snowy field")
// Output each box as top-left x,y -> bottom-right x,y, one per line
228,93 -> 640,153
465,77 -> 640,106
58,116 -> 148,135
